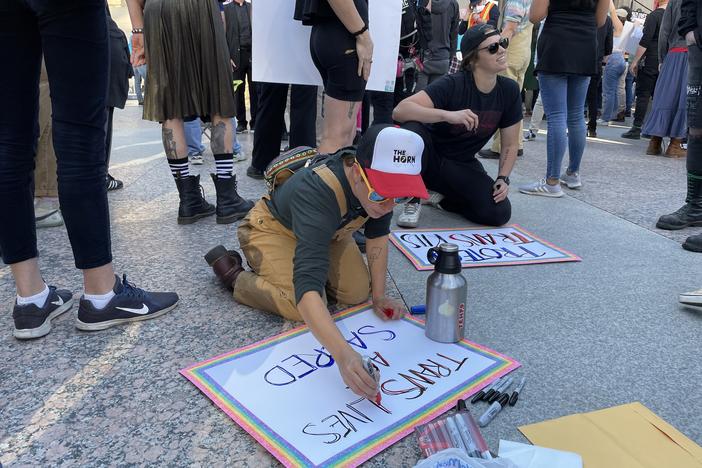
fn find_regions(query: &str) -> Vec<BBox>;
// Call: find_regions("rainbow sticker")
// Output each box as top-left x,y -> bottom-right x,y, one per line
181,304 -> 520,467
390,224 -> 581,271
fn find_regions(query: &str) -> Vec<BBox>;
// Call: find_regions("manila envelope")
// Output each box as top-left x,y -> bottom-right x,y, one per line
519,402 -> 702,468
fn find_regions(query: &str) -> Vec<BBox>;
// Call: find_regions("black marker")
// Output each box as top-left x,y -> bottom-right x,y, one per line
472,377 -> 502,404
488,377 -> 514,404
509,377 -> 526,406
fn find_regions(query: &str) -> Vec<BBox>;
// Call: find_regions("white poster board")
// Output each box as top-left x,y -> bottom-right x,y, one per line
182,305 -> 519,467
390,225 -> 581,271
252,0 -> 401,92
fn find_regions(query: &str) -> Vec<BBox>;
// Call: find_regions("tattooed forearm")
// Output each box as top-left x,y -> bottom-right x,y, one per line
162,128 -> 178,159
211,121 -> 228,154
347,102 -> 355,119
367,246 -> 382,269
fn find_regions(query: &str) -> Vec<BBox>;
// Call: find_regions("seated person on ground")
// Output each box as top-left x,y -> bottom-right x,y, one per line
393,24 -> 521,229
205,125 -> 428,399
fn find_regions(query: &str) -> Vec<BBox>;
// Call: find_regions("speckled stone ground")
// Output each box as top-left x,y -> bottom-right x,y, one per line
1,103 -> 700,467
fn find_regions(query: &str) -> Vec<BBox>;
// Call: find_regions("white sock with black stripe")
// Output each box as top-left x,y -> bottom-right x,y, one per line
214,153 -> 234,179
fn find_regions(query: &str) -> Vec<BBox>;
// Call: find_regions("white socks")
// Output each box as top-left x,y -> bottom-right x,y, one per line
17,284 -> 50,307
84,290 -> 116,309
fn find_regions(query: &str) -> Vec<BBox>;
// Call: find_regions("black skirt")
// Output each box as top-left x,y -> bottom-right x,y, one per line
143,0 -> 236,122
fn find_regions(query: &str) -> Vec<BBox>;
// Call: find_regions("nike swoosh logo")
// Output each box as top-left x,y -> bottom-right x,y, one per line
116,304 -> 150,315
51,297 -> 64,306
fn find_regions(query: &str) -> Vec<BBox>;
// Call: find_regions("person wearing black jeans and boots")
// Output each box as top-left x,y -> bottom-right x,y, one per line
225,0 -> 258,133
586,17 -> 613,138
660,0 -> 702,254
0,0 -> 179,340
247,83 -> 318,179
622,2 -> 667,140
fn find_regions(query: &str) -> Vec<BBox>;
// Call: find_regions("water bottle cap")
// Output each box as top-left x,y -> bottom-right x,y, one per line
439,243 -> 459,253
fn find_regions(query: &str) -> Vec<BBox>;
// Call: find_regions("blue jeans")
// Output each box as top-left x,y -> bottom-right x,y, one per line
602,52 -> 626,121
0,0 -> 112,268
184,118 -> 241,156
134,64 -> 147,102
538,73 -> 591,179
184,119 -> 206,156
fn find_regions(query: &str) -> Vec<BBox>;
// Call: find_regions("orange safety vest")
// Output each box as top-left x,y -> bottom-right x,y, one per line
468,2 -> 496,28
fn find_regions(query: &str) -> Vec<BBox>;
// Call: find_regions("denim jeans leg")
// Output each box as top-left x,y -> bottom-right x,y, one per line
184,118 -> 203,156
566,75 -> 591,173
687,46 -> 702,174
602,53 -> 625,121
41,1 -> 113,269
232,118 -> 242,154
0,1 -> 42,264
538,73 -> 568,180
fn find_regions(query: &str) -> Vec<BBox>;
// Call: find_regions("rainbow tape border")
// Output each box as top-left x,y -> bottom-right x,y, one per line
389,224 -> 581,271
180,303 -> 520,467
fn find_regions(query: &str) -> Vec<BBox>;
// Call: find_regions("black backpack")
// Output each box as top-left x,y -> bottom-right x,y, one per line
400,0 -> 432,52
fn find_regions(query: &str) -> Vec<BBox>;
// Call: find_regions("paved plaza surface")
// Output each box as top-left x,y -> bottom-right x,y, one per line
1,102 -> 701,466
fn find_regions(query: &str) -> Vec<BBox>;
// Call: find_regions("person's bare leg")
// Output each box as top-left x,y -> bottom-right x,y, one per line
162,118 -> 188,160
211,114 -> 233,154
83,264 -> 117,295
319,96 -> 361,154
11,258 -> 115,297
10,259 -> 46,297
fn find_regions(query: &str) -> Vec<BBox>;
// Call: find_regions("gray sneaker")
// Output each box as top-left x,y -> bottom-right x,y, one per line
397,202 -> 422,228
233,151 -> 248,163
190,153 -> 204,165
680,288 -> 702,309
518,179 -> 564,198
559,172 -> 582,189
421,191 -> 445,209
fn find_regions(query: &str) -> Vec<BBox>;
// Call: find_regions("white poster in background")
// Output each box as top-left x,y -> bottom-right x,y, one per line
252,0 -> 401,93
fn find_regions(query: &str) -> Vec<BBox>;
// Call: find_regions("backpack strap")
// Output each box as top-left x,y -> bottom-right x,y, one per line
312,164 -> 348,219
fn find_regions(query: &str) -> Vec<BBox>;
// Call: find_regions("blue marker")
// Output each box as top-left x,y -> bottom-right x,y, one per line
410,304 -> 426,315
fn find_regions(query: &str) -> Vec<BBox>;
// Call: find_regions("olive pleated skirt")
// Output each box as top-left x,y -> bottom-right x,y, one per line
143,0 -> 236,122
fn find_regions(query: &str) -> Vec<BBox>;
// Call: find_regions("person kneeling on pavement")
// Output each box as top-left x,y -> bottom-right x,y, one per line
392,24 -> 521,228
205,125 -> 428,398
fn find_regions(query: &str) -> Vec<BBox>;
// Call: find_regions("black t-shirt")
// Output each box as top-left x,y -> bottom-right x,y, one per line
294,0 -> 369,26
535,0 -> 598,76
423,71 -> 522,161
639,8 -> 665,69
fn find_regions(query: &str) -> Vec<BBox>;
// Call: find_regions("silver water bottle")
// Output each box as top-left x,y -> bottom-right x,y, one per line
425,243 -> 467,343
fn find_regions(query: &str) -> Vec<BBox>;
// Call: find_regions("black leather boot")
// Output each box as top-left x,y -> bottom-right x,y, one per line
621,126 -> 641,140
683,233 -> 702,252
174,174 -> 215,224
656,176 -> 702,230
210,174 -> 255,224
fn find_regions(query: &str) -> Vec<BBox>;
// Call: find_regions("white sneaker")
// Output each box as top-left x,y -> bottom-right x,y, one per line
397,202 -> 422,228
421,191 -> 445,209
190,154 -> 204,165
559,172 -> 582,189
596,119 -> 610,127
679,288 -> 702,309
518,179 -> 564,198
233,151 -> 247,162
36,209 -> 64,228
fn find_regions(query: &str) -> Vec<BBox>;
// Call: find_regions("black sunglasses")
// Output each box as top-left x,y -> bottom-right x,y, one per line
479,37 -> 509,54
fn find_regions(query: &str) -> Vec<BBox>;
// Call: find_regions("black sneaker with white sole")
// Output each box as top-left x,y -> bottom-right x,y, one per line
76,274 -> 179,331
13,286 -> 74,339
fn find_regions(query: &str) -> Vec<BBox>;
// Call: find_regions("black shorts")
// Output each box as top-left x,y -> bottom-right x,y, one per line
310,19 -> 366,102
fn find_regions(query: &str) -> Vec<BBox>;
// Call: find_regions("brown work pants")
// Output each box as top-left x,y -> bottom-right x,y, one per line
234,199 -> 370,321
